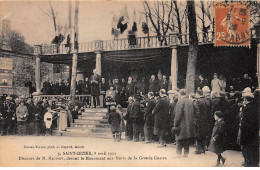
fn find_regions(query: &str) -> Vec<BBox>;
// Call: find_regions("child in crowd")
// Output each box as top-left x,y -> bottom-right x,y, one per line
44,107 -> 53,136
108,106 -> 121,142
209,111 -> 227,166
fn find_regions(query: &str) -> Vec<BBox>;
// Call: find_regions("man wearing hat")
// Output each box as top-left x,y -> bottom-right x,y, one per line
193,89 -> 209,154
239,88 -> 259,167
90,69 -> 101,108
174,89 -> 194,157
131,94 -> 143,142
152,89 -> 170,147
125,77 -> 135,100
202,86 -> 215,148
144,92 -> 156,143
1,97 -> 16,135
124,97 -> 134,141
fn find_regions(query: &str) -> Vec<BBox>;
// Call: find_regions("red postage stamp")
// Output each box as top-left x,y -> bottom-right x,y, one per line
214,2 -> 250,47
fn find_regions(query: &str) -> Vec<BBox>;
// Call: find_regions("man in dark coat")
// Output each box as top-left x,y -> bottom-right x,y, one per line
153,89 -> 170,147
84,77 -> 91,107
124,97 -> 134,141
159,75 -> 169,92
1,97 -> 17,135
169,92 -> 178,144
100,78 -> 108,107
135,78 -> 146,95
125,77 -> 135,99
174,89 -> 194,157
144,92 -> 156,143
193,89 -> 209,154
131,95 -> 143,142
197,75 -> 208,90
26,99 -> 37,135
229,92 -> 242,151
90,69 -> 101,108
240,74 -> 252,91
113,79 -> 122,104
148,75 -> 159,95
53,80 -> 60,95
202,86 -> 215,147
42,78 -> 52,95
239,91 -> 259,167
59,79 -> 67,95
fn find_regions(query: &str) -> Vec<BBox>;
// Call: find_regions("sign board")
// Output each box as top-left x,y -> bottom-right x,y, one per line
0,57 -> 13,70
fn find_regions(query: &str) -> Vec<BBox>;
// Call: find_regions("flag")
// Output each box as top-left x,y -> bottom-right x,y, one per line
117,16 -> 128,34
131,9 -> 137,32
132,22 -> 137,32
142,22 -> 149,34
117,5 -> 129,34
111,15 -> 120,38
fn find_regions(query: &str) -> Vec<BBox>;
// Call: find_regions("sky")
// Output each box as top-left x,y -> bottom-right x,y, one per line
0,0 -> 144,45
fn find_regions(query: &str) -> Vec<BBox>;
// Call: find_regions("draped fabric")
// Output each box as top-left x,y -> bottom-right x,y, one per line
40,48 -> 171,64
102,48 -> 171,63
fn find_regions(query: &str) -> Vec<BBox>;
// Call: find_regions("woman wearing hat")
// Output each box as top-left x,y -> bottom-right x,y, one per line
16,101 -> 28,136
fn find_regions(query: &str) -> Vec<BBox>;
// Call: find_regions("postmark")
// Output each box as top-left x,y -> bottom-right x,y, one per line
214,2 -> 250,47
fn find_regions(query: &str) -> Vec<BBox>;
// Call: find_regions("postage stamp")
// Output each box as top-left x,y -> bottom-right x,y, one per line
214,2 -> 250,47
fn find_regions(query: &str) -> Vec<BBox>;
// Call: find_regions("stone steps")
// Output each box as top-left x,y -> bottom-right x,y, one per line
84,108 -> 107,113
71,123 -> 110,128
81,112 -> 107,116
52,130 -> 113,138
67,127 -> 111,133
52,108 -> 112,139
74,119 -> 109,124
78,115 -> 104,120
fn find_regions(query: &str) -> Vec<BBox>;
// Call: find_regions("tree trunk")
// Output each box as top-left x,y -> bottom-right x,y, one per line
70,0 -> 79,105
185,0 -> 198,95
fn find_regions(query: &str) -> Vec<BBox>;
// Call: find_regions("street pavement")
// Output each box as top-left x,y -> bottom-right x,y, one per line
0,135 -> 244,167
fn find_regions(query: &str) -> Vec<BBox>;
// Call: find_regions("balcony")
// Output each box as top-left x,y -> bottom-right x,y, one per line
34,32 -> 215,55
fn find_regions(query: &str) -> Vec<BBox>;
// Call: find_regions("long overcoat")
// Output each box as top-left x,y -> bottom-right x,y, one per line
90,74 -> 101,96
193,97 -> 209,140
108,110 -> 121,132
209,119 -> 226,154
153,96 -> 170,135
174,96 -> 194,141
144,98 -> 156,129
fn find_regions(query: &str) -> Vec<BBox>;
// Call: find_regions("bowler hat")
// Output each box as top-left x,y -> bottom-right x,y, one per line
214,111 -> 224,118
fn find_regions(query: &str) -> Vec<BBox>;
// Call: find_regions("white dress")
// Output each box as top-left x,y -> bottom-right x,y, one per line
211,78 -> 221,92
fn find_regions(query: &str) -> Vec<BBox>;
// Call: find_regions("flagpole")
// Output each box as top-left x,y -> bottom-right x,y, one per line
145,13 -> 150,47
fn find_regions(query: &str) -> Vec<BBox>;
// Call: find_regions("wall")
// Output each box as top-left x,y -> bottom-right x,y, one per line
0,50 -> 53,96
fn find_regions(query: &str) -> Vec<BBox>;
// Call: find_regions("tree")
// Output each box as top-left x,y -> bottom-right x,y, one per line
70,0 -> 79,105
143,0 -> 173,45
7,30 -> 33,54
185,0 -> 199,94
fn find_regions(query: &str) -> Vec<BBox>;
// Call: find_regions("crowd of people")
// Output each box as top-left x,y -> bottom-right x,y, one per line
107,72 -> 259,167
42,70 -> 258,108
0,70 -> 259,167
0,95 -> 84,136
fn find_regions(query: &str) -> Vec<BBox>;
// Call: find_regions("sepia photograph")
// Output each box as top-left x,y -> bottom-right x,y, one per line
0,0 -> 259,167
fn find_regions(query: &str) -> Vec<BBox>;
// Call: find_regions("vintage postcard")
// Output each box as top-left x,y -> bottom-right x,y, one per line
0,0 -> 259,167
